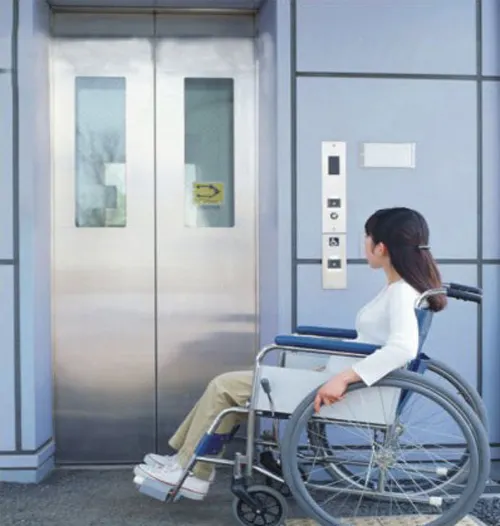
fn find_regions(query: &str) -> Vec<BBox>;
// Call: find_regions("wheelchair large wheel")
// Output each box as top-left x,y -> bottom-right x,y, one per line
423,357 -> 488,430
307,358 -> 487,487
282,370 -> 490,526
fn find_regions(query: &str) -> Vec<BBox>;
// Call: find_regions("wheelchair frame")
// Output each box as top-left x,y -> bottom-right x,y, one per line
135,282 -> 489,526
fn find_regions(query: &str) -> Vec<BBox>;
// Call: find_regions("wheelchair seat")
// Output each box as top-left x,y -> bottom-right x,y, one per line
252,306 -> 434,426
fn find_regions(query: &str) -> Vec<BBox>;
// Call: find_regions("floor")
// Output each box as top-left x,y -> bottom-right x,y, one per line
287,519 -> 486,526
0,467 -> 499,526
0,468 -> 234,526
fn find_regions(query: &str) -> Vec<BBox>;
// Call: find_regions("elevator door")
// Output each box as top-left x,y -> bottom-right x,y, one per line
52,15 -> 257,463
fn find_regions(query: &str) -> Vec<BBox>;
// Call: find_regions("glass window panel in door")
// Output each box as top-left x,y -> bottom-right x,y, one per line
75,76 -> 126,227
184,77 -> 234,228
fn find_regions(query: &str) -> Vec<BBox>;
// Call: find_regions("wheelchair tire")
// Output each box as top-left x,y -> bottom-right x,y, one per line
264,477 -> 292,499
232,484 -> 288,526
282,370 -> 490,526
423,357 -> 489,430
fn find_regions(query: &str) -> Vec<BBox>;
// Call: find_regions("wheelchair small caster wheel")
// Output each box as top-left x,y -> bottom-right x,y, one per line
265,477 -> 292,499
232,484 -> 288,526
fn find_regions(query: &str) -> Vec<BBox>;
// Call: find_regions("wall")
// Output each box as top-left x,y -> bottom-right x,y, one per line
257,0 -> 278,347
481,0 -> 500,450
19,0 -> 53,454
257,0 -> 293,346
0,1 -> 16,456
0,0 -> 54,483
1,0 -> 499,482
280,0 -> 499,452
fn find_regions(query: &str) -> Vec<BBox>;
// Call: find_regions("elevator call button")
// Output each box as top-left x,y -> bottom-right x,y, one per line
327,258 -> 342,269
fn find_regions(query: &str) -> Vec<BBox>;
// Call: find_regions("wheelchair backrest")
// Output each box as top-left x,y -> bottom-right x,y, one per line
406,307 -> 433,377
399,307 -> 434,414
415,307 -> 433,355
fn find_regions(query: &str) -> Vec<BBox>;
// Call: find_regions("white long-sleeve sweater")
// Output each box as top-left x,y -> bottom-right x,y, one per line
328,280 -> 421,387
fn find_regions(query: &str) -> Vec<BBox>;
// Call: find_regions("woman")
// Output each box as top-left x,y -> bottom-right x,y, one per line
134,207 -> 447,501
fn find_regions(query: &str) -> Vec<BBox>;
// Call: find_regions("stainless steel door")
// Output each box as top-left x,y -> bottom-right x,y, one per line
52,14 -> 257,463
155,25 -> 257,444
52,36 -> 156,462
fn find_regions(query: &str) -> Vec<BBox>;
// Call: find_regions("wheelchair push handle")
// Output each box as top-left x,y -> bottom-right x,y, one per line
445,282 -> 482,304
446,287 -> 482,304
447,282 -> 482,296
416,282 -> 482,308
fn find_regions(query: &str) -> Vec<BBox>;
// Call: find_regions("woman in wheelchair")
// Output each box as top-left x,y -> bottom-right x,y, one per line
133,206 -> 447,501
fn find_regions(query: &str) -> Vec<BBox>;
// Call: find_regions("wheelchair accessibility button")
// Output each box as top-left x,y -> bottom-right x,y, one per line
328,236 -> 340,247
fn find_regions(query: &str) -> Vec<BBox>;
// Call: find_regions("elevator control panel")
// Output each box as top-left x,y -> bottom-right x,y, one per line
322,141 -> 347,289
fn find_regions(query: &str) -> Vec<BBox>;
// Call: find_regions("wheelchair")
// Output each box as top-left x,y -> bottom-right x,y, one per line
134,282 -> 490,526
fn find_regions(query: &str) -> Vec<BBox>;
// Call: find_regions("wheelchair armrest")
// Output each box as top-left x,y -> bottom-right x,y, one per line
274,334 -> 380,356
295,326 -> 358,339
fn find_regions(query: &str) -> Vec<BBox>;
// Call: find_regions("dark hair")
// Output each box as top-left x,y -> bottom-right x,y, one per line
364,207 -> 447,312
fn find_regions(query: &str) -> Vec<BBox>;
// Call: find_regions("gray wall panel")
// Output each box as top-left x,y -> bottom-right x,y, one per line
19,0 -> 53,451
0,74 -> 13,260
297,264 -> 385,330
275,0 -> 293,333
482,0 -> 500,77
296,0 -> 476,75
482,265 -> 500,443
296,77 -> 477,260
0,1 -> 12,70
0,266 -> 16,451
257,0 -> 278,348
482,81 -> 500,259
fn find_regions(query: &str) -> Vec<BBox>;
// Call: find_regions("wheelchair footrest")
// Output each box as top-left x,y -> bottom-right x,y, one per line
133,474 -> 180,503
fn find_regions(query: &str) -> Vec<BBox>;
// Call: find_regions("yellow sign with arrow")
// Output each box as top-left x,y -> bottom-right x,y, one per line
192,182 -> 224,206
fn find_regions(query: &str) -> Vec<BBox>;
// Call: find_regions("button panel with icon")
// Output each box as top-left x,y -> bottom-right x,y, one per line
322,141 -> 347,289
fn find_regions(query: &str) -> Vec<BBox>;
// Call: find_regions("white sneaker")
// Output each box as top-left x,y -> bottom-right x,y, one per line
143,453 -> 179,469
135,463 -> 211,501
133,474 -> 145,486
141,453 -> 215,483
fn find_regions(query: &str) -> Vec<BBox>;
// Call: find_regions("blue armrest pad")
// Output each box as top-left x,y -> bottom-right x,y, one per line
295,326 -> 358,339
274,335 -> 380,356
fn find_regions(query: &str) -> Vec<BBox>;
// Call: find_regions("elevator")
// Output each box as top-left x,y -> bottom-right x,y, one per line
51,12 -> 257,463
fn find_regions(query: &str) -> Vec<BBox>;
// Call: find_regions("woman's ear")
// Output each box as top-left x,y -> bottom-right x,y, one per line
375,242 -> 388,257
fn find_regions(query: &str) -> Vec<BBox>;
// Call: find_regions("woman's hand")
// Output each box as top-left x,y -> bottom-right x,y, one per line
314,369 -> 362,413
314,375 -> 348,413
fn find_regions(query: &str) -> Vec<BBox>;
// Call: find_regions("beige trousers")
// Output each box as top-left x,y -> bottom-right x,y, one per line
168,370 -> 254,480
